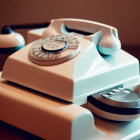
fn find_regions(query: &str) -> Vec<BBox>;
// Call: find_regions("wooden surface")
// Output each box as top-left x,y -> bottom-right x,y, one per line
0,121 -> 43,140
0,45 -> 140,139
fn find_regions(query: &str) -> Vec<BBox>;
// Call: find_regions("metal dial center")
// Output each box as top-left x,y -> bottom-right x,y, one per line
42,40 -> 67,53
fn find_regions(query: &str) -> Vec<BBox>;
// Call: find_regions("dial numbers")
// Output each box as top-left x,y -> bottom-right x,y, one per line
28,34 -> 81,65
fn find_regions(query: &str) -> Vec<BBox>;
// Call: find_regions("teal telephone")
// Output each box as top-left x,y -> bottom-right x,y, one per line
0,18 -> 140,140
2,18 -> 139,103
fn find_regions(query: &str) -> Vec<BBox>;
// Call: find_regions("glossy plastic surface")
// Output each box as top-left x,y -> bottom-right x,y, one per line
0,32 -> 25,48
0,73 -> 102,140
2,19 -> 140,105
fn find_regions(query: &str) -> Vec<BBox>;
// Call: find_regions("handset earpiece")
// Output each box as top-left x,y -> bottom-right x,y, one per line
0,22 -> 50,50
0,25 -> 25,49
43,18 -> 121,56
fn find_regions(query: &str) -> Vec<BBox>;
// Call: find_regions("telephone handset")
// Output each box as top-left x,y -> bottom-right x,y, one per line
28,18 -> 121,66
43,18 -> 121,55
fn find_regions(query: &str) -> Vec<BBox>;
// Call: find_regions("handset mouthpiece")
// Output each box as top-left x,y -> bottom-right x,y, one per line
97,28 -> 121,55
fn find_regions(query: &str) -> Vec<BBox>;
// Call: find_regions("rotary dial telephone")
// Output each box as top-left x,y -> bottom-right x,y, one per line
1,18 -> 140,121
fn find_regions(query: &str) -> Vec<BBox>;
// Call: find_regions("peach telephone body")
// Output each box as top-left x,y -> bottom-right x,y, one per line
0,18 -> 140,140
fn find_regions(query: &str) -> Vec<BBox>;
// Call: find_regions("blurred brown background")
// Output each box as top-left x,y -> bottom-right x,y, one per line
1,0 -> 140,61
0,0 -> 140,46
0,0 -> 140,139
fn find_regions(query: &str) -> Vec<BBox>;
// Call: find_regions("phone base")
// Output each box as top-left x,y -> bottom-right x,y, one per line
27,28 -> 140,104
0,73 -> 103,140
2,43 -> 139,105
1,73 -> 140,140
